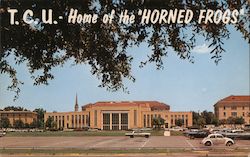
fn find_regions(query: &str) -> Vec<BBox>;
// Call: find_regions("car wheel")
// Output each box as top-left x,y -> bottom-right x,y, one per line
205,141 -> 212,146
226,141 -> 233,146
130,135 -> 134,138
145,135 -> 149,138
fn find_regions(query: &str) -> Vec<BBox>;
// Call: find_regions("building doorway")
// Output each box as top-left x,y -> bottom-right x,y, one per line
102,112 -> 128,130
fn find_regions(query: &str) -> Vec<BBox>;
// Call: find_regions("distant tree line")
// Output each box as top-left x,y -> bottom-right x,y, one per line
1,106 -> 28,111
192,111 -> 245,128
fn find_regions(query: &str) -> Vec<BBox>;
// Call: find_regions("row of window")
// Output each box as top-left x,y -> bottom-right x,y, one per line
170,114 -> 188,118
223,106 -> 249,110
102,113 -> 128,130
143,114 -> 189,127
0,113 -> 34,117
49,114 -> 89,128
223,112 -> 248,117
0,117 -> 29,123
143,114 -> 161,127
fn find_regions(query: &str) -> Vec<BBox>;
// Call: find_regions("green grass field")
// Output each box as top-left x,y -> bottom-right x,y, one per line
0,148 -> 248,155
170,131 -> 184,136
5,130 -> 165,136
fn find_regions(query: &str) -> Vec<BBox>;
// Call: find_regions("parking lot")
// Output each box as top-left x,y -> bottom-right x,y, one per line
0,136 -> 249,150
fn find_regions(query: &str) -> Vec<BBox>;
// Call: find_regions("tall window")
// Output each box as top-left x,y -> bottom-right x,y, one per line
134,110 -> 137,127
223,112 -> 226,117
94,110 -> 97,127
62,116 -> 65,128
151,115 -> 153,126
121,113 -> 128,130
147,114 -> 150,127
71,115 -> 74,128
231,112 -> 237,117
86,115 -> 89,126
144,115 -> 146,127
75,115 -> 77,128
103,113 -> 110,130
112,113 -> 119,130
59,116 -> 61,128
82,115 -> 85,126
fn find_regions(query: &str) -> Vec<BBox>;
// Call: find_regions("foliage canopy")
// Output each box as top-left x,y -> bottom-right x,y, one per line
1,0 -> 249,99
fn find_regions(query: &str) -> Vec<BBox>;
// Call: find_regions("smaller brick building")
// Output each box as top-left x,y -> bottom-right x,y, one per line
0,110 -> 37,126
214,95 -> 250,124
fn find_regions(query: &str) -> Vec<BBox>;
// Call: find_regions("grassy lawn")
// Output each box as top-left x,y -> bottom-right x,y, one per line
5,131 -> 129,137
170,131 -> 184,136
0,148 -> 249,155
5,130 -> 165,137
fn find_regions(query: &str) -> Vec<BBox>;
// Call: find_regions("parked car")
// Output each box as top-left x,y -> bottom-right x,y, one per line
243,125 -> 250,131
169,126 -> 184,131
230,129 -> 244,133
220,131 -> 250,140
186,130 -> 210,139
201,134 -> 234,146
0,131 -> 6,137
125,130 -> 151,138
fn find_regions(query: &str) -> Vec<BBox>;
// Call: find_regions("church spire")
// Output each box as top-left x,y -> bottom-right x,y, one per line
74,93 -> 79,112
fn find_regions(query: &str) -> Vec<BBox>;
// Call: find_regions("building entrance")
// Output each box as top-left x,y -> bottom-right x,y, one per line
102,112 -> 128,130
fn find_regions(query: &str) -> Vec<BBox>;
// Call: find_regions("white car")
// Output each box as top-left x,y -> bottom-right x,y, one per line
201,134 -> 234,146
125,130 -> 151,138
0,131 -> 6,137
169,126 -> 184,131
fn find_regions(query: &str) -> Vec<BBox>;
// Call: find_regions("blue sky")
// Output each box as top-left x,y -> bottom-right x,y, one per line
0,26 -> 249,112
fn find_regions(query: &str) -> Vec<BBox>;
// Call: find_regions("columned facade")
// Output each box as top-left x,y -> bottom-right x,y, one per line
45,100 -> 193,130
100,111 -> 129,130
44,111 -> 90,129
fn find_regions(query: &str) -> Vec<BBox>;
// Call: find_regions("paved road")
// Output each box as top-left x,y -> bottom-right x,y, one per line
0,136 -> 249,149
1,152 -> 250,157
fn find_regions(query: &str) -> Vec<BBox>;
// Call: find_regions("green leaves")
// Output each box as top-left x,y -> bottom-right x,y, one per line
1,0 -> 249,99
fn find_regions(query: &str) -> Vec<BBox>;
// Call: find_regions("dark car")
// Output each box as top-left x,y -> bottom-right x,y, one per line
186,130 -> 210,139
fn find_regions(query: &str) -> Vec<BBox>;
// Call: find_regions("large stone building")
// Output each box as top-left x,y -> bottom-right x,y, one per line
44,96 -> 193,130
0,110 -> 37,126
214,95 -> 250,124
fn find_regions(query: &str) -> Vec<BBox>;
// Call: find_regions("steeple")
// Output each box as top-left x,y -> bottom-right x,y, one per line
74,93 -> 79,112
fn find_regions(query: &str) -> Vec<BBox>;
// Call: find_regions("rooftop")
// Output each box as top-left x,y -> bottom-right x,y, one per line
220,95 -> 250,102
82,101 -> 170,111
0,110 -> 37,114
214,95 -> 250,106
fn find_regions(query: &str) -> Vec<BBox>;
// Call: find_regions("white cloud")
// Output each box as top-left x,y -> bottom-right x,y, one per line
192,44 -> 212,54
